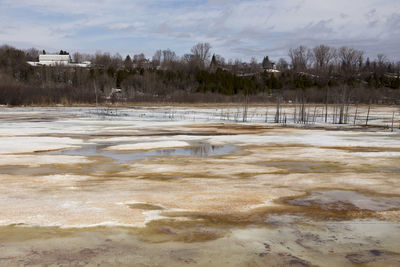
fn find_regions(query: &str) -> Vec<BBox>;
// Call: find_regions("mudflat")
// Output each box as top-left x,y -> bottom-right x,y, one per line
0,106 -> 399,266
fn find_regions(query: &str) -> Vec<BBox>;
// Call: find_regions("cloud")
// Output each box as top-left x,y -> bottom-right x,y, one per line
0,0 -> 399,61
107,23 -> 141,31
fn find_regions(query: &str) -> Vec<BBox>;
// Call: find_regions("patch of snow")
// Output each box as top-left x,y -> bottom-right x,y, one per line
0,137 -> 84,154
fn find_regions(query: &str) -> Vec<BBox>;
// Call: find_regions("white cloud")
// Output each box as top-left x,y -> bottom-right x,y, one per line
0,0 -> 399,61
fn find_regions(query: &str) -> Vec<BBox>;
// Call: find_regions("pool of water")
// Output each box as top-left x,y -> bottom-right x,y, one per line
50,142 -> 236,163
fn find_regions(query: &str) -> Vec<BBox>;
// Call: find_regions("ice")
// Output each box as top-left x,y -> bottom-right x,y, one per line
0,106 -> 398,229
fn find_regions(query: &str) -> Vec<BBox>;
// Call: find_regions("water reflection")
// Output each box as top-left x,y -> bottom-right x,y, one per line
51,143 -> 236,163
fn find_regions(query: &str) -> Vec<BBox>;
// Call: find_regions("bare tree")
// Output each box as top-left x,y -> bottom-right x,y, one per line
162,49 -> 177,62
312,45 -> 335,73
25,48 -> 39,61
276,58 -> 289,70
152,50 -> 162,67
232,59 -> 242,75
191,43 -> 212,68
182,54 -> 194,64
215,54 -> 225,65
377,54 -> 388,67
250,57 -> 261,73
133,53 -> 146,63
72,52 -> 91,63
338,47 -> 364,73
288,45 -> 312,71
111,53 -> 123,69
161,49 -> 178,69
93,52 -> 112,68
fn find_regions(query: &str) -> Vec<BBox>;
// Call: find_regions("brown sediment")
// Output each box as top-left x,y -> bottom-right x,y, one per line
1,109 -> 400,265
128,203 -> 164,210
320,146 -> 400,153
137,219 -> 224,243
0,226 -> 82,242
131,189 -> 400,243
183,123 -> 275,134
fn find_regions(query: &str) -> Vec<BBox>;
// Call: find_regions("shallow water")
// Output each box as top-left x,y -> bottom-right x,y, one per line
50,142 -> 237,163
0,106 -> 399,266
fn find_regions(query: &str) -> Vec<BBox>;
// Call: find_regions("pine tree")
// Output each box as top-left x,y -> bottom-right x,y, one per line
262,56 -> 272,69
124,55 -> 132,70
210,54 -> 217,72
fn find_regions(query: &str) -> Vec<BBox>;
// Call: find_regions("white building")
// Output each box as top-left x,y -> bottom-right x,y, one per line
39,54 -> 71,66
28,54 -> 91,67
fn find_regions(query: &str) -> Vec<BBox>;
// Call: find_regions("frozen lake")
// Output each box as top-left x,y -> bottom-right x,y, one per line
0,106 -> 399,266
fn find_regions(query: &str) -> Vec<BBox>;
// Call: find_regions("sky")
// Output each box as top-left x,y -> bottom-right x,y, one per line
0,0 -> 399,62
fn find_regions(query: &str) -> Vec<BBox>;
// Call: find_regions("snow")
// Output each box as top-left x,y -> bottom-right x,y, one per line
0,155 -> 93,167
0,106 -> 399,228
0,137 -> 84,154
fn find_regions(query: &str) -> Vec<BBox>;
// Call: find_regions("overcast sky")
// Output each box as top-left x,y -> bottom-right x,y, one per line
0,0 -> 399,61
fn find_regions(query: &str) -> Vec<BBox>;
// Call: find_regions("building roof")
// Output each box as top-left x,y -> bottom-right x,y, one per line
28,54 -> 90,67
39,54 -> 71,62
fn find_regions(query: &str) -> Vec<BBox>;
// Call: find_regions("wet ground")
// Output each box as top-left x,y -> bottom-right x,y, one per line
0,106 -> 399,266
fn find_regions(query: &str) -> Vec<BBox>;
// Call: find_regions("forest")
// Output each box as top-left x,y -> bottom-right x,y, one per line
0,43 -> 399,105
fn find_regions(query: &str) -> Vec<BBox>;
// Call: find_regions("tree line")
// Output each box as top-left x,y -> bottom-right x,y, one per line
0,43 -> 399,105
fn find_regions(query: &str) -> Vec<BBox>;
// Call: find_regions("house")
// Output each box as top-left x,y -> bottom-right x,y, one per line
27,54 -> 91,67
132,58 -> 152,69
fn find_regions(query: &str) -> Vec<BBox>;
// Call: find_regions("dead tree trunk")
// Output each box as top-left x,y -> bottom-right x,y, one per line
338,86 -> 346,124
365,105 -> 371,126
264,107 -> 268,123
275,95 -> 280,123
391,111 -> 395,132
242,91 -> 248,122
353,104 -> 358,125
313,106 -> 317,124
325,87 -> 329,123
93,81 -> 98,106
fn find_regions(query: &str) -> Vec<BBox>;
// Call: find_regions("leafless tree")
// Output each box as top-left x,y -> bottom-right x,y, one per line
231,59 -> 242,75
182,54 -> 194,64
72,52 -> 92,63
338,46 -> 364,73
25,48 -> 39,61
152,50 -> 162,67
288,45 -> 312,71
312,45 -> 336,73
162,49 -> 177,62
191,43 -> 212,67
215,54 -> 225,66
374,54 -> 389,75
93,52 -> 112,68
250,57 -> 261,73
377,54 -> 388,66
111,53 -> 123,69
276,58 -> 289,70
73,52 -> 83,63
160,49 -> 178,69
133,53 -> 146,63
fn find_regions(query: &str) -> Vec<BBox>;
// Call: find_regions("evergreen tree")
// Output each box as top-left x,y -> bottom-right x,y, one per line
262,56 -> 272,69
210,54 -> 217,72
124,55 -> 133,70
